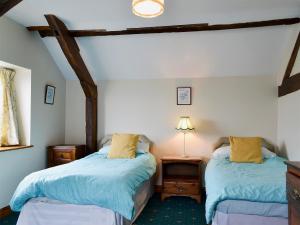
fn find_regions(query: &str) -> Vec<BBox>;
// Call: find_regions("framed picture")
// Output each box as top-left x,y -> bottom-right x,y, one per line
45,85 -> 56,105
177,87 -> 192,105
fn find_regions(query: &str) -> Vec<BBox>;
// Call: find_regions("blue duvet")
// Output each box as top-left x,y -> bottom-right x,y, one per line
10,152 -> 156,220
205,157 -> 287,223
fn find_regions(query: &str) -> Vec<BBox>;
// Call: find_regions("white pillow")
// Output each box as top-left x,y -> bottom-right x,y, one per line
98,143 -> 149,154
263,148 -> 276,158
212,146 -> 231,159
212,146 -> 276,159
137,142 -> 150,153
98,145 -> 110,154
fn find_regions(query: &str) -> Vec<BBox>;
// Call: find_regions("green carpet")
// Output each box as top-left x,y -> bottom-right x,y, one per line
0,194 -> 206,225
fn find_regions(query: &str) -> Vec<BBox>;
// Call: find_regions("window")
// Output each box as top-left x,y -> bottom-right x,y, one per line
0,61 -> 32,151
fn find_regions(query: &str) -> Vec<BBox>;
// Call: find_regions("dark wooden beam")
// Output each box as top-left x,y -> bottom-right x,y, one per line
278,31 -> 300,97
45,14 -> 97,154
281,32 -> 300,84
279,73 -> 300,97
27,17 -> 300,38
0,0 -> 22,17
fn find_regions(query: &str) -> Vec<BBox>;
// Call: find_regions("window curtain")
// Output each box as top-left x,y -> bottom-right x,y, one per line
0,68 -> 19,146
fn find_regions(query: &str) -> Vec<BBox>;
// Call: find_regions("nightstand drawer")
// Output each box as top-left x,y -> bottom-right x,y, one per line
48,145 -> 86,168
287,173 -> 300,213
53,151 -> 73,160
164,181 -> 200,195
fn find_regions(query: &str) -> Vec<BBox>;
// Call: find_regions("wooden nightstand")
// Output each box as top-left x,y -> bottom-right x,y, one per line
161,156 -> 202,203
47,145 -> 86,167
285,161 -> 300,225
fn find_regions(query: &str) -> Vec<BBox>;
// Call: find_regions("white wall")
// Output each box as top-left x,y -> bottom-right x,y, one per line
66,75 -> 278,184
0,17 -> 66,208
278,91 -> 300,159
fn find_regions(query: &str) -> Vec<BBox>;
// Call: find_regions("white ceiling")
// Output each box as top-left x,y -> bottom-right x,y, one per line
5,0 -> 300,80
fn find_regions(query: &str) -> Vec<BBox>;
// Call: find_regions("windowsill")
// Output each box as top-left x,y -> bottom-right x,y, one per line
0,145 -> 33,152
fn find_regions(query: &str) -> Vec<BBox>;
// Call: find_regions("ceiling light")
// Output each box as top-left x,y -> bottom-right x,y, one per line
132,0 -> 164,18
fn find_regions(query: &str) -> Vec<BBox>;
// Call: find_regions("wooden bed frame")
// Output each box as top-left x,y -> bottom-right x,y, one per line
213,137 -> 275,153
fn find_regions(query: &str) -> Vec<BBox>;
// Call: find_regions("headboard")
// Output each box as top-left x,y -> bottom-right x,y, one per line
99,134 -> 153,151
213,137 -> 276,153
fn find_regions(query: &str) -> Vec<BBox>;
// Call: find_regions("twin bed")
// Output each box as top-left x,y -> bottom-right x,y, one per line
10,135 -> 288,225
205,137 -> 288,225
10,135 -> 157,225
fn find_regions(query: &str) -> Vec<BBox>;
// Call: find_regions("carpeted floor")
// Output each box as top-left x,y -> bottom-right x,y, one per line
0,194 -> 206,225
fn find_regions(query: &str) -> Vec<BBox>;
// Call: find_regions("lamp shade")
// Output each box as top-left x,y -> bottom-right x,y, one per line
132,0 -> 164,18
176,117 -> 194,130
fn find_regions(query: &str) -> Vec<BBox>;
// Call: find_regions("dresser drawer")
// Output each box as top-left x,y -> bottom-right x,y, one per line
163,181 -> 200,195
287,173 -> 300,213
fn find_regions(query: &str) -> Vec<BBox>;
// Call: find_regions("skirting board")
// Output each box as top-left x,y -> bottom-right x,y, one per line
0,206 -> 11,219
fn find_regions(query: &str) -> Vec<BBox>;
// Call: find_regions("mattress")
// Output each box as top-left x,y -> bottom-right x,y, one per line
16,177 -> 154,225
212,211 -> 288,225
216,200 -> 288,218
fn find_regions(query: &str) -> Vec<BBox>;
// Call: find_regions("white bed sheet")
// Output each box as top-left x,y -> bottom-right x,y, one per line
17,198 -> 124,225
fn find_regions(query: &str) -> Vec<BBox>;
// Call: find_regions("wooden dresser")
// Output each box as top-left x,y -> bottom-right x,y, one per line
47,145 -> 86,167
286,161 -> 300,225
161,156 -> 202,203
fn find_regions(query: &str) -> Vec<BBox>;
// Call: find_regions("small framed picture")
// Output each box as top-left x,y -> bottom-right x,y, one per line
177,87 -> 192,105
45,85 -> 56,105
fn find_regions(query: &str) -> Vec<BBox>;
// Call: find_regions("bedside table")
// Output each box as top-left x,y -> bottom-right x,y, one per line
47,145 -> 86,167
161,156 -> 202,203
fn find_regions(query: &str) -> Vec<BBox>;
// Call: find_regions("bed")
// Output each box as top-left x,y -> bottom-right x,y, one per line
205,137 -> 288,225
10,135 -> 157,225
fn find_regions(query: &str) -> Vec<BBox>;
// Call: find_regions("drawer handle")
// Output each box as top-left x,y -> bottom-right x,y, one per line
177,187 -> 184,193
60,154 -> 64,159
292,189 -> 300,201
175,184 -> 185,193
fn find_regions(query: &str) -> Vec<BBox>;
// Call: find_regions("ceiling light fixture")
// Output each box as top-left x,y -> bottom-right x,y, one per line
132,0 -> 164,18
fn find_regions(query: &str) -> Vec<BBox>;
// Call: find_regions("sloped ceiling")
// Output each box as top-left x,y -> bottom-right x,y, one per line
5,0 -> 300,80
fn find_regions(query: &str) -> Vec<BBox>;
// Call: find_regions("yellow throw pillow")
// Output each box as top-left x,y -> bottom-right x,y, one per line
108,133 -> 139,159
229,136 -> 263,163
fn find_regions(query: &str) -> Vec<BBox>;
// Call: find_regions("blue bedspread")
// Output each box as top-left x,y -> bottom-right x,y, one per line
10,152 -> 156,220
205,157 -> 287,223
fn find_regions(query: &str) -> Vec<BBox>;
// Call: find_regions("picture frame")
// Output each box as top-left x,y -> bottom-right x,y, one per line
177,87 -> 192,105
44,85 -> 56,105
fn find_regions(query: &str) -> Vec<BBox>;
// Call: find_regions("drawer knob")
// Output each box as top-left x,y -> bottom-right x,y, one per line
177,188 -> 184,193
60,154 -> 64,158
176,185 -> 184,193
293,189 -> 300,200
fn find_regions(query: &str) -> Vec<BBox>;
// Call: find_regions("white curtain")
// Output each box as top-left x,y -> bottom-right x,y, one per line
0,68 -> 19,146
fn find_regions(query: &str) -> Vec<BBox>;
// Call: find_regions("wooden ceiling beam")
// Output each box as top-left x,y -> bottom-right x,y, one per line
45,14 -> 97,154
27,17 -> 300,38
0,0 -> 22,17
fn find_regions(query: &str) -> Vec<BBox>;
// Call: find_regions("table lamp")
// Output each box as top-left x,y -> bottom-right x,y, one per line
176,116 -> 194,157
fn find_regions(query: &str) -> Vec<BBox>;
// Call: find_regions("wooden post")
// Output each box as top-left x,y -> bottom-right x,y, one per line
45,15 -> 97,154
279,32 -> 300,97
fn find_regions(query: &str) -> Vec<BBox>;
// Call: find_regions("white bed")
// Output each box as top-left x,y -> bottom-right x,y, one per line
15,135 -> 156,225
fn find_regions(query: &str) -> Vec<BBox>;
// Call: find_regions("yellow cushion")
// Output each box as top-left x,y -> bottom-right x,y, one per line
229,136 -> 263,163
108,133 -> 139,159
